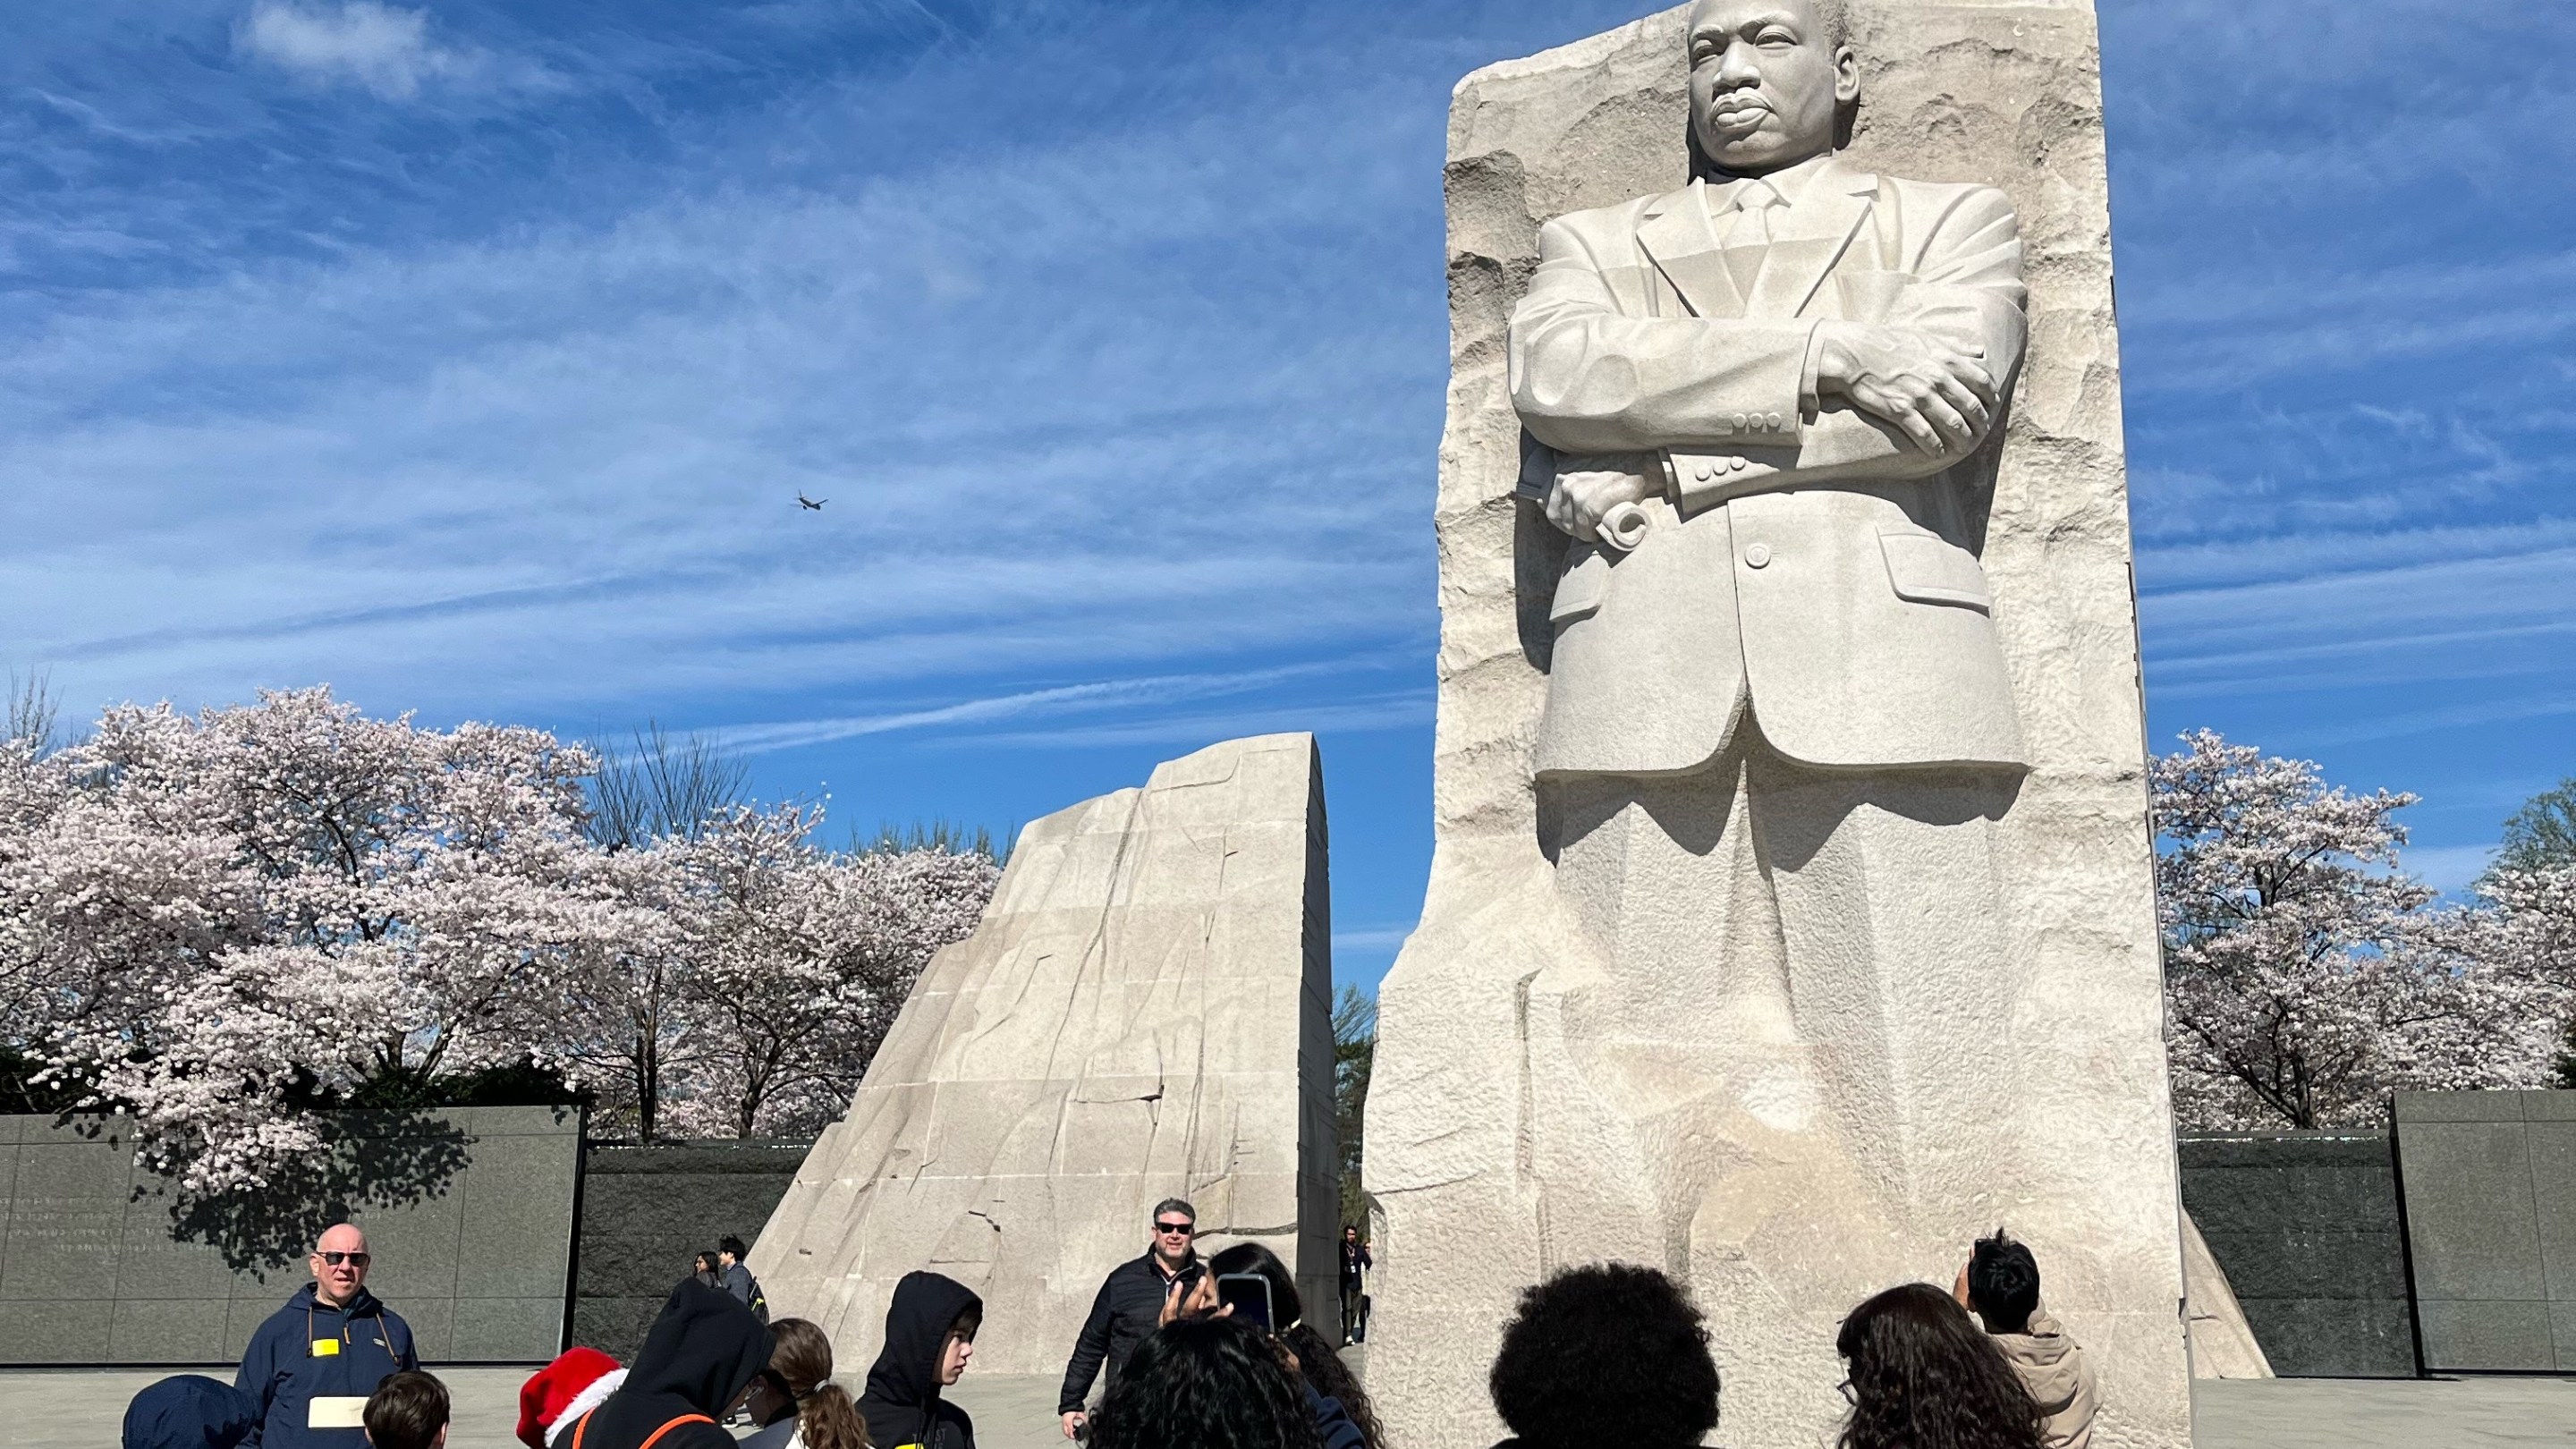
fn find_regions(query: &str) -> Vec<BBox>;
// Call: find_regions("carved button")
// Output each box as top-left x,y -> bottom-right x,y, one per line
1767,412 -> 1784,430
1732,412 -> 1750,431
1730,456 -> 1749,472
1693,462 -> 1714,481
1744,543 -> 1772,568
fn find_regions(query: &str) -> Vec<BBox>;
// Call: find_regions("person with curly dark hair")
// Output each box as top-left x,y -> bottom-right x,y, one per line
1486,1263 -> 1720,1449
1835,1283 -> 2045,1449
1089,1316 -> 1325,1449
1202,1242 -> 1380,1449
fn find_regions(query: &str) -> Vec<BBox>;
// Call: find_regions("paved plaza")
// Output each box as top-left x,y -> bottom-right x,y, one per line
12,1365 -> 2576,1448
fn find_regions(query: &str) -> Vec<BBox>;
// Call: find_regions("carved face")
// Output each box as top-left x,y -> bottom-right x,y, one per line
1685,0 -> 1858,175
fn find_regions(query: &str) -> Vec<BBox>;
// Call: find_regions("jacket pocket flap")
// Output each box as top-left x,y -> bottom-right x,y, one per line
1878,530 -> 1992,612
1549,547 -> 1610,623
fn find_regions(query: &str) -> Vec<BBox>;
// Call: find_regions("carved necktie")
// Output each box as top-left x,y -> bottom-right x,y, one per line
1723,177 -> 1785,300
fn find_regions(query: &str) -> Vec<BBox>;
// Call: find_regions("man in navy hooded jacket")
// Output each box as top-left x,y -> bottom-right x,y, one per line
237,1224 -> 419,1449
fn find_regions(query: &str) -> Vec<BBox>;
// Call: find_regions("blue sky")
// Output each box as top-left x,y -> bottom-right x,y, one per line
1,0 -> 2567,993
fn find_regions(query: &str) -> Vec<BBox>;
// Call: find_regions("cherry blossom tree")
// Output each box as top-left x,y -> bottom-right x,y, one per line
652,806 -> 998,1139
0,690 -> 622,1190
2153,730 -> 2560,1129
0,687 -> 1004,1176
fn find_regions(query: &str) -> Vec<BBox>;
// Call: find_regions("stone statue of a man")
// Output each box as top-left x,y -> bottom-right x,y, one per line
1511,0 -> 2033,1331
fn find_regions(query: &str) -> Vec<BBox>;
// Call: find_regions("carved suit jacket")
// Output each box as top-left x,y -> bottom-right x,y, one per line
1508,156 -> 2030,777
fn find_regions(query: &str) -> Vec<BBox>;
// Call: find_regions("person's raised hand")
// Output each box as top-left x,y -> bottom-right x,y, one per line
1157,1273 -> 1220,1327
1812,321 -> 1996,456
1544,457 -> 1656,543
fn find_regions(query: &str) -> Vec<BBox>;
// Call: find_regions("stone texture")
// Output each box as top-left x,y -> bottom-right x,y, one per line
1366,5 -> 2192,1446
2394,1089 -> 2576,1371
0,1106 -> 580,1363
750,734 -> 1337,1377
2176,1131 -> 2417,1377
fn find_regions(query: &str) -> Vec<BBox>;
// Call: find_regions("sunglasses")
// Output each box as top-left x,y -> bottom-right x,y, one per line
1153,1221 -> 1196,1236
317,1251 -> 372,1267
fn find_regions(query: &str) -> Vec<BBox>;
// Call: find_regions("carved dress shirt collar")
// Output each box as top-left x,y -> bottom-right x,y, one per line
1708,148 -> 1842,216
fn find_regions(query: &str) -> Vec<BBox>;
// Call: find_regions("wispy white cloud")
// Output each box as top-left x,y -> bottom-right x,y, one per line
955,693 -> 1432,750
236,1 -> 551,101
713,661 -> 1401,755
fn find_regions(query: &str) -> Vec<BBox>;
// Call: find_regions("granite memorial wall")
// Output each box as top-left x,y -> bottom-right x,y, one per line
569,1140 -> 808,1358
2393,1089 -> 2576,1372
0,1106 -> 580,1364
2177,1131 -> 2417,1377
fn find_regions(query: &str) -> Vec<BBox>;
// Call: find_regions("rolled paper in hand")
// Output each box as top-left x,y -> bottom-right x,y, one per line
1597,499 -> 1652,553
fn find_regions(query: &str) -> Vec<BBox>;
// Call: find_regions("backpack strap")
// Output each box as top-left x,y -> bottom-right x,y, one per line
640,1414 -> 716,1449
568,1408 -> 712,1449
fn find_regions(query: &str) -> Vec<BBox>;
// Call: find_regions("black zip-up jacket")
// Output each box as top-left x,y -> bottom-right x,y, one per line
1057,1250 -> 1193,1414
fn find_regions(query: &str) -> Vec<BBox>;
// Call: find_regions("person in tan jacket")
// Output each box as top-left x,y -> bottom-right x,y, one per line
1954,1232 -> 2098,1449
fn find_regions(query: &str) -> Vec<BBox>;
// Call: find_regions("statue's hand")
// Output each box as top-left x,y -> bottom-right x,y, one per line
1813,321 -> 1997,457
1545,457 -> 1656,544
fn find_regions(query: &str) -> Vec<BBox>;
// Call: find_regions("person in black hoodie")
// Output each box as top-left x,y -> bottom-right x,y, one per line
570,1280 -> 773,1449
855,1271 -> 984,1449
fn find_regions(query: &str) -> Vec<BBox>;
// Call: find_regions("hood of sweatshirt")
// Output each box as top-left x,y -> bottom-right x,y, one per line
629,1279 -> 775,1417
1990,1310 -> 2084,1411
123,1375 -> 258,1449
862,1271 -> 983,1409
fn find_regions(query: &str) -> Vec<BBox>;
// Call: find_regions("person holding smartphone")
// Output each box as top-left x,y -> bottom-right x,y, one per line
1058,1199 -> 1204,1440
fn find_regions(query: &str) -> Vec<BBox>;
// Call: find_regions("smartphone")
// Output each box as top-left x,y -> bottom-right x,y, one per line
1216,1272 -> 1274,1332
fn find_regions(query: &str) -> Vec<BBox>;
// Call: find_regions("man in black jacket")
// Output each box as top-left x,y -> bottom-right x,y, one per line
1056,1198 -> 1200,1440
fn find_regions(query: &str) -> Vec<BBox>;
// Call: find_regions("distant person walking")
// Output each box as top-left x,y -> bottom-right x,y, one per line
1059,1199 -> 1203,1440
236,1224 -> 419,1449
1336,1227 -> 1371,1346
1955,1232 -> 2098,1449
692,1252 -> 722,1292
717,1236 -> 768,1322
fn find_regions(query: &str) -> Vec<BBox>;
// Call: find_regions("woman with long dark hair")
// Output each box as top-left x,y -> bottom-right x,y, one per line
1202,1242 -> 1381,1449
1090,1316 -> 1322,1449
1835,1284 -> 2046,1449
739,1318 -> 865,1449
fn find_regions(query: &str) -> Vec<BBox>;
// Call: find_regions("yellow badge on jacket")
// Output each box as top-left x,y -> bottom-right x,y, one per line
309,1338 -> 341,1357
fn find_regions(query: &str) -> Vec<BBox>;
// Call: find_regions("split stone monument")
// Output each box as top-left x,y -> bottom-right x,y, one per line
1367,3 -> 2194,1446
751,733 -> 1337,1374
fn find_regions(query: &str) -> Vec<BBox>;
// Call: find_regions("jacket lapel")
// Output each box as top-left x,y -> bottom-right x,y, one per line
1636,180 -> 1747,319
1744,161 -> 1880,318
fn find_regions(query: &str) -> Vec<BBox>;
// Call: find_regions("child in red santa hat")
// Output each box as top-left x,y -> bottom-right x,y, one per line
516,1347 -> 628,1449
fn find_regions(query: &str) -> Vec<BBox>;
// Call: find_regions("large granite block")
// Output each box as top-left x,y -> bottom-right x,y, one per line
0,1106 -> 579,1364
2177,1132 -> 2415,1377
2395,1090 -> 2576,1373
1367,5 -> 2192,1445
751,735 -> 1339,1377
